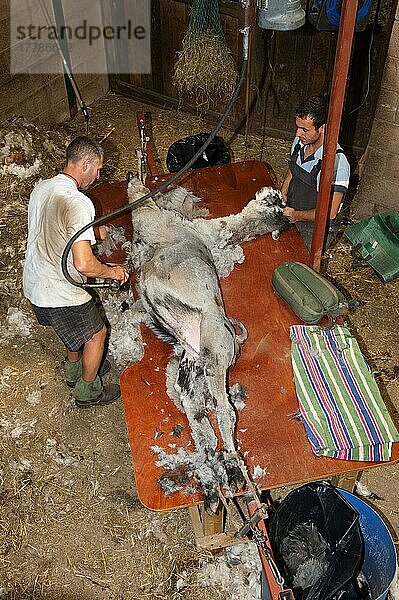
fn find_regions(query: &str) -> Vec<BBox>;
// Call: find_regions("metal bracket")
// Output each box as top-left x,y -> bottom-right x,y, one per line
235,503 -> 268,538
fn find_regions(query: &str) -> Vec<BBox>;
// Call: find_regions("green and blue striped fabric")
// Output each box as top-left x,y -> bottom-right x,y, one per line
290,325 -> 399,461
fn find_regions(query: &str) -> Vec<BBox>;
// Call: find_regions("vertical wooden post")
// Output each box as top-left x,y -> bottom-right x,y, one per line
310,0 -> 358,272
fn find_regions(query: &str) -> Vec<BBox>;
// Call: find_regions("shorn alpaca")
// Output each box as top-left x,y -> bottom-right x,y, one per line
125,178 -> 288,513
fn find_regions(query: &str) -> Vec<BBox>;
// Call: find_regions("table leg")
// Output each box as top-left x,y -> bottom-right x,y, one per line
188,503 -> 249,550
331,470 -> 363,492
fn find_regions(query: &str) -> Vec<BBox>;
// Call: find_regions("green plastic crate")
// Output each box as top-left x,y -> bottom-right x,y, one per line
344,211 -> 399,282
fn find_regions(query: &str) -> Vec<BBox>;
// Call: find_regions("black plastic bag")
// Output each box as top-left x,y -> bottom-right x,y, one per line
268,482 -> 364,600
166,133 -> 231,172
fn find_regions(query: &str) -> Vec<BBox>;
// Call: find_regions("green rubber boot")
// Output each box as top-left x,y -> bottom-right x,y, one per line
65,358 -> 83,387
65,358 -> 112,387
74,375 -> 120,408
74,375 -> 103,406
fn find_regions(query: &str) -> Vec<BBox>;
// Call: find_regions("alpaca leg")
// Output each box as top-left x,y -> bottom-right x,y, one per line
175,358 -> 222,514
205,372 -> 245,493
180,389 -> 221,514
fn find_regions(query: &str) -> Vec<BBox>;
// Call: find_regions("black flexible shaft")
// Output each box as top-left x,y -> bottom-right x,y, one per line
61,13 -> 250,288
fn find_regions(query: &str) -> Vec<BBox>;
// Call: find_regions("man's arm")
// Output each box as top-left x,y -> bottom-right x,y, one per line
94,225 -> 108,241
280,168 -> 292,203
329,191 -> 344,219
72,240 -> 128,283
283,191 -> 344,223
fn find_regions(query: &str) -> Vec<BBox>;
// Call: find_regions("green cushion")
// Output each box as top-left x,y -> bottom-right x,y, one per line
344,211 -> 399,282
272,261 -> 348,324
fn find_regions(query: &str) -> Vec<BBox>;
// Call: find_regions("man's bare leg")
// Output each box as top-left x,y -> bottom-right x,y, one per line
81,324 -> 107,382
67,350 -> 81,363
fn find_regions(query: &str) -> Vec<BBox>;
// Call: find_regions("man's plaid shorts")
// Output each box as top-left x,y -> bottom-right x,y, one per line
30,299 -> 104,351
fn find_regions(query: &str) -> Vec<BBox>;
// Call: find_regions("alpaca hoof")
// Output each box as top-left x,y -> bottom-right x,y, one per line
221,452 -> 245,493
203,485 -> 220,515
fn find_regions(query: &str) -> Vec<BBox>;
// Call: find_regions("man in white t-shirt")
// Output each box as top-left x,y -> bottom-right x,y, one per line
23,136 -> 129,408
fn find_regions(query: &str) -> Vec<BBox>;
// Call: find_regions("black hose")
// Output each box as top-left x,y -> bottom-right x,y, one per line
61,10 -> 250,288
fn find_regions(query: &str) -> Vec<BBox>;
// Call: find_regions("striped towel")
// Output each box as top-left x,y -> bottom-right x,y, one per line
290,325 -> 399,461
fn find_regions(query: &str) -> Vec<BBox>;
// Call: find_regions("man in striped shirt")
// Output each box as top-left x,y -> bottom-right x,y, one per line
280,96 -> 350,250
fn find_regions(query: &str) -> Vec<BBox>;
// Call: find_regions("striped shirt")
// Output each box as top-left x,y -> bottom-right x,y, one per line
290,137 -> 350,194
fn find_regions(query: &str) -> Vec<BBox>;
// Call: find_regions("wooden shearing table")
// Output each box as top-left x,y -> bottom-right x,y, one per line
89,160 -> 399,549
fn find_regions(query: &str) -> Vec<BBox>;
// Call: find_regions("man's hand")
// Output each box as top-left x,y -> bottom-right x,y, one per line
96,225 -> 108,241
283,206 -> 316,223
283,206 -> 297,223
110,265 -> 129,284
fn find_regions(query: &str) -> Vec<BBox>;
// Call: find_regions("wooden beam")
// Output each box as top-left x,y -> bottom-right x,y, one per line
311,0 -> 358,271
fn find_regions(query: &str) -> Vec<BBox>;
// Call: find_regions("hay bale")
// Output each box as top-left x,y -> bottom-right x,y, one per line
173,31 -> 237,107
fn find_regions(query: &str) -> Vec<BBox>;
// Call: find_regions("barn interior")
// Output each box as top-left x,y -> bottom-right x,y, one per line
1,1 -> 399,599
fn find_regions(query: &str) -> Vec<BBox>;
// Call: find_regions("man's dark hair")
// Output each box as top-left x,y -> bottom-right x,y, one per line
66,136 -> 103,164
295,96 -> 327,129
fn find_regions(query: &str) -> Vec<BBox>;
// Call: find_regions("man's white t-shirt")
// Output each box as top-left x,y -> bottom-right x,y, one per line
23,174 -> 96,307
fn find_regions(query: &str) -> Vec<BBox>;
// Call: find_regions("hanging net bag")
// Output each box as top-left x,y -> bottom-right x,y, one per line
173,0 -> 238,107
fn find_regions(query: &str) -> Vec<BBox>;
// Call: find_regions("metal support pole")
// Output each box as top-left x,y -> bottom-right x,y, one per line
310,0 -> 358,272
